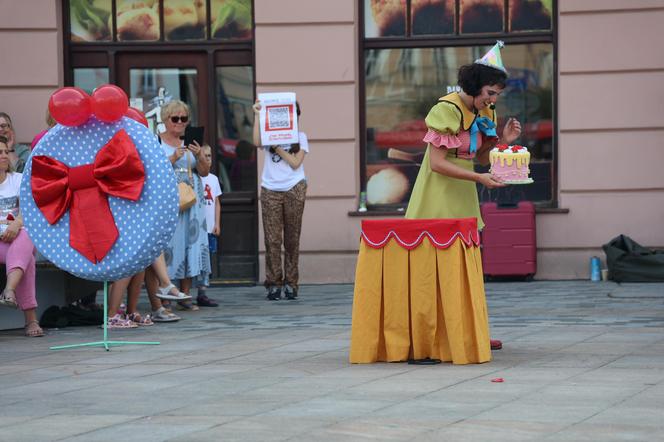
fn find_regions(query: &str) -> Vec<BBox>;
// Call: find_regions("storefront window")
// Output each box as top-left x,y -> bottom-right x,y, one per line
210,0 -> 253,40
164,0 -> 207,41
128,68 -> 199,134
73,68 -> 110,94
364,0 -> 406,38
70,0 -> 113,42
215,66 -> 255,193
361,0 -> 556,208
460,0 -> 504,34
411,0 -> 455,36
69,1 -> 254,43
510,0 -> 552,32
364,44 -> 553,206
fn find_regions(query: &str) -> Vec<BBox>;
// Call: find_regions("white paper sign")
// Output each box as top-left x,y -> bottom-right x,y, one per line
258,92 -> 299,146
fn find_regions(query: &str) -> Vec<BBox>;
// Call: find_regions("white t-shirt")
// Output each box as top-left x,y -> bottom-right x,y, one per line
261,132 -> 309,192
201,173 -> 222,234
0,173 -> 21,233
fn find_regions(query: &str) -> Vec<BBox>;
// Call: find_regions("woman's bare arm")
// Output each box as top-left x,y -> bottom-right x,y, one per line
273,147 -> 306,170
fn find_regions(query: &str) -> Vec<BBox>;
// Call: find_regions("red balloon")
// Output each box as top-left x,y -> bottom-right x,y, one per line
125,107 -> 149,127
48,87 -> 92,126
91,84 -> 129,123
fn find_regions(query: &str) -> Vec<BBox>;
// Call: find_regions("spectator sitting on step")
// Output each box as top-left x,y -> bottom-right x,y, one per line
0,112 -> 31,173
0,135 -> 43,337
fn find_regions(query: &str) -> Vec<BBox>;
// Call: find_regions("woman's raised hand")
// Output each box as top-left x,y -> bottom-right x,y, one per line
188,140 -> 201,156
252,100 -> 262,115
502,117 -> 522,145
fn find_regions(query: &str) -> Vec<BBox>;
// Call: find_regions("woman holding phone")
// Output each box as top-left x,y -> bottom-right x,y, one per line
159,100 -> 211,310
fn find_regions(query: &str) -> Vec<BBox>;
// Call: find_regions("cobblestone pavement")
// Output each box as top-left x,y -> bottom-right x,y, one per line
1,281 -> 663,441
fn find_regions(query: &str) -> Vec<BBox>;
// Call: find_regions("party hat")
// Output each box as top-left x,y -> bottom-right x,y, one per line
474,40 -> 507,73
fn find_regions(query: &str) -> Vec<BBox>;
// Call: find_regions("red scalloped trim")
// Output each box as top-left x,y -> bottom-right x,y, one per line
360,218 -> 480,250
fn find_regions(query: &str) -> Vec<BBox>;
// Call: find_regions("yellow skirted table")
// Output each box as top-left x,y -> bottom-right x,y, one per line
350,218 -> 491,365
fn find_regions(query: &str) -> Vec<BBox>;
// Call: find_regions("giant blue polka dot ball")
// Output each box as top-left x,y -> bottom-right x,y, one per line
20,116 -> 178,281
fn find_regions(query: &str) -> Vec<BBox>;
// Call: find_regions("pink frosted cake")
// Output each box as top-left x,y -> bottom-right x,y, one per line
489,144 -> 533,184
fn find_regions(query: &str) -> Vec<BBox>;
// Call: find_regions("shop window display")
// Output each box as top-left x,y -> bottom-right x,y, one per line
411,0 -> 455,36
69,0 -> 113,42
364,44 -> 554,206
164,0 -> 207,41
211,0 -> 253,40
510,0 -> 552,32
460,0 -> 504,34
361,0 -> 556,207
116,0 -> 161,41
69,0 -> 253,43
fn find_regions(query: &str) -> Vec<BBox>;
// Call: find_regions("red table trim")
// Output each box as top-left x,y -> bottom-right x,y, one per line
360,218 -> 480,250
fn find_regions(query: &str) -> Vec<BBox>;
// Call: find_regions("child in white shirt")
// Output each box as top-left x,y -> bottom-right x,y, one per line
196,145 -> 222,307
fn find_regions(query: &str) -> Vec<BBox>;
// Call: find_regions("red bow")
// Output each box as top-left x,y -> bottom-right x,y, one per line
31,129 -> 145,263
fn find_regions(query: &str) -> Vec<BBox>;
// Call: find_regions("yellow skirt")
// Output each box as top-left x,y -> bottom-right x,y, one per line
350,237 -> 491,365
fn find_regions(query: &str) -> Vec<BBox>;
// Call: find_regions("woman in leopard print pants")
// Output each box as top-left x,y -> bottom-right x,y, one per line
252,100 -> 308,300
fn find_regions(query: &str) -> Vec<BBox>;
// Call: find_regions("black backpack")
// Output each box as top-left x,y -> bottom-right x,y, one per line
40,304 -> 103,328
603,235 -> 664,282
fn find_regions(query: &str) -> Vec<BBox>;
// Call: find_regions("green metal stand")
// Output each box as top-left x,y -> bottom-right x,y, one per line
50,281 -> 160,351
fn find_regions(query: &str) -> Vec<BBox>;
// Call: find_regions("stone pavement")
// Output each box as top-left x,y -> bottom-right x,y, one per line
1,281 -> 663,441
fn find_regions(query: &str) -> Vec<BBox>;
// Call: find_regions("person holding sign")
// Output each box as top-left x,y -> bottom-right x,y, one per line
252,97 -> 308,301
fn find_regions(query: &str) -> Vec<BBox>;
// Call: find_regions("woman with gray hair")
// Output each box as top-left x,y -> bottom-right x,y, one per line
159,100 -> 211,310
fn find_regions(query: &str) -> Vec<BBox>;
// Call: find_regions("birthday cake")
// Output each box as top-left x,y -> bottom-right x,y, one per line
489,144 -> 533,184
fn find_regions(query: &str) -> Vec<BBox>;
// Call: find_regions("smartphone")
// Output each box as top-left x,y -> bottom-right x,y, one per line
181,126 -> 205,147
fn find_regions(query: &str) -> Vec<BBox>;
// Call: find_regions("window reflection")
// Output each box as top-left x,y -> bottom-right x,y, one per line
128,68 -> 198,135
216,66 -> 255,193
364,44 -> 554,204
73,68 -> 110,94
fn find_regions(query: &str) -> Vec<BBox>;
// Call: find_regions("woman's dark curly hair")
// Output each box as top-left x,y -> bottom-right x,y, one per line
458,63 -> 507,96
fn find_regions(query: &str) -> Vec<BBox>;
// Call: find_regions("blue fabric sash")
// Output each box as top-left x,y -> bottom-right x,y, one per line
469,116 -> 497,154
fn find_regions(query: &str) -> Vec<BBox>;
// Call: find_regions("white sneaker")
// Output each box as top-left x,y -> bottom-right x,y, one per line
155,284 -> 192,301
151,307 -> 180,322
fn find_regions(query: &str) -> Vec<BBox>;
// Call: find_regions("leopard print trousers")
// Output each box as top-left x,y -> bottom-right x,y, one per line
260,180 -> 307,289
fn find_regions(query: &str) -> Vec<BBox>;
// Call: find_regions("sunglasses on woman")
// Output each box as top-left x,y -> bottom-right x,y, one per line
170,116 -> 189,123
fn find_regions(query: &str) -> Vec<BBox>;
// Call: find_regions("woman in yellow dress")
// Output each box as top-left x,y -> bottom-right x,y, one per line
406,43 -> 522,351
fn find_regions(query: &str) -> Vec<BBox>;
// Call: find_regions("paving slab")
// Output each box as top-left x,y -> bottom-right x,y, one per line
0,281 -> 663,441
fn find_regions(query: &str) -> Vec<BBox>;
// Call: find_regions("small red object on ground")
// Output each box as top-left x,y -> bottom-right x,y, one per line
491,378 -> 504,383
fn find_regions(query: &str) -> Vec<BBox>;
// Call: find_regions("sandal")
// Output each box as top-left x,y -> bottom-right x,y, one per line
0,288 -> 18,309
151,306 -> 180,322
104,314 -> 138,329
156,284 -> 192,301
24,320 -> 44,337
176,301 -> 199,311
127,312 -> 154,326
